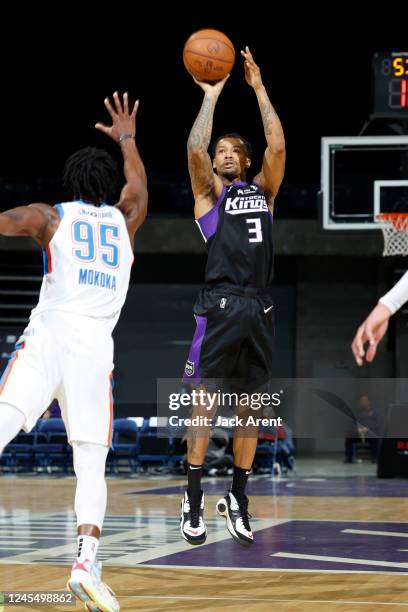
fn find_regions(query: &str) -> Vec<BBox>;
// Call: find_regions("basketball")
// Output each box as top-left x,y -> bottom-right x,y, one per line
183,29 -> 235,82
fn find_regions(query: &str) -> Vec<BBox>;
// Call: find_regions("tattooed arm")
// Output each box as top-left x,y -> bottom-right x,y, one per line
187,76 -> 228,219
242,47 -> 285,211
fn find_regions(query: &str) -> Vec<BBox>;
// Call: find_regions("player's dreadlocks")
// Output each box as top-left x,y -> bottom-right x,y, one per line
63,147 -> 118,205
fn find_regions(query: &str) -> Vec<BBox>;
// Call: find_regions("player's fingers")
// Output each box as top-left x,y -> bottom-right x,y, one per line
131,99 -> 140,119
365,322 -> 376,348
245,45 -> 254,59
366,341 -> 378,363
123,92 -> 129,115
351,326 -> 366,366
94,122 -> 110,135
104,97 -> 116,118
351,341 -> 363,366
113,91 -> 123,115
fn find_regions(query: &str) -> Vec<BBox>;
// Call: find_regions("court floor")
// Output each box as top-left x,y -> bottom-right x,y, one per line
1,463 -> 408,610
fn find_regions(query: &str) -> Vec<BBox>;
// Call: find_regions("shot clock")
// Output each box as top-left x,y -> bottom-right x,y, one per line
372,52 -> 408,118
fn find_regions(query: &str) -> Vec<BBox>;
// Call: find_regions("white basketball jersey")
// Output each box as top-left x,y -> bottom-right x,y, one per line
30,201 -> 134,332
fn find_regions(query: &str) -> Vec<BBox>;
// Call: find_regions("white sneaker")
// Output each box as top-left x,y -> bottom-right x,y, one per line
180,490 -> 207,545
67,559 -> 120,612
216,491 -> 253,546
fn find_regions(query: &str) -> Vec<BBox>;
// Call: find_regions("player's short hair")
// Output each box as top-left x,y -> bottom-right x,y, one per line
63,147 -> 118,205
212,133 -> 253,160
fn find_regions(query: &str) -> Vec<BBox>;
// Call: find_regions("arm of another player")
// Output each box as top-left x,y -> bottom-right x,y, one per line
351,271 -> 408,365
187,75 -> 227,219
242,47 -> 286,211
95,92 -> 148,242
0,203 -> 59,246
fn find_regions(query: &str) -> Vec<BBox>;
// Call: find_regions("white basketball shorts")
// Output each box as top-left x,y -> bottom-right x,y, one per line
0,310 -> 114,446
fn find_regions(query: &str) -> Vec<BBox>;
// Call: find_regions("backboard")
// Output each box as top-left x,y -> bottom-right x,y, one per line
321,136 -> 408,230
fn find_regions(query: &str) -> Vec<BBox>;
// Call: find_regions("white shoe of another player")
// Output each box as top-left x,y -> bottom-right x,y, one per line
67,559 -> 120,612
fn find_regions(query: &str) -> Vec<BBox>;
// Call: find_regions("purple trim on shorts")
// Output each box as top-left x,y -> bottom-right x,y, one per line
182,315 -> 207,385
195,186 -> 227,242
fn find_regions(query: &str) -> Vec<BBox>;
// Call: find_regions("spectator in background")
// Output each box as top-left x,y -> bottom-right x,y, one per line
344,394 -> 379,463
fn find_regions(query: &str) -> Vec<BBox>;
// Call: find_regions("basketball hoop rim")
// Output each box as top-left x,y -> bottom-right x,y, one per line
376,212 -> 408,231
376,212 -> 408,219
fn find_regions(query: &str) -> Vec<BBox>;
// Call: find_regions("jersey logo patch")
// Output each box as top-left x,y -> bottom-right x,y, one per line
220,298 -> 227,309
185,360 -> 195,377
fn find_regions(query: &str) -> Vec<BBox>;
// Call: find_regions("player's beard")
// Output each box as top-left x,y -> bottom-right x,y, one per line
221,170 -> 240,181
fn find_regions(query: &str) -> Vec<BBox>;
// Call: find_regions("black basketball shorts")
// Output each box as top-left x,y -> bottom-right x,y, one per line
182,284 -> 274,391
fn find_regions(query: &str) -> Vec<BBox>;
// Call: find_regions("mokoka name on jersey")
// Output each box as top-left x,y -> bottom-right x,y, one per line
78,268 -> 117,291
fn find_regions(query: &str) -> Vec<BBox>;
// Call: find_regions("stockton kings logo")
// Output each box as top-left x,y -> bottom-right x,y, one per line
185,360 -> 195,377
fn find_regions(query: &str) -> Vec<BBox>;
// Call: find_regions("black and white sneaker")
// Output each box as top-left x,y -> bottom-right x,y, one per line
180,491 -> 207,545
216,491 -> 253,546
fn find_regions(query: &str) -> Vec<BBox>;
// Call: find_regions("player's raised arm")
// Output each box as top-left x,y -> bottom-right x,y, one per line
0,203 -> 59,246
95,91 -> 148,242
242,47 -> 285,209
187,76 -> 228,218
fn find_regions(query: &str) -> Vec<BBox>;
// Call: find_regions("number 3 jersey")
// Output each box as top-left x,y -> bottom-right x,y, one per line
196,182 -> 274,289
30,201 -> 134,332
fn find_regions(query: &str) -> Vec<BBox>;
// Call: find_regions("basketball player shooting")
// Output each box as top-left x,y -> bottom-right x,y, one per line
351,272 -> 408,365
0,92 -> 147,612
181,47 -> 285,546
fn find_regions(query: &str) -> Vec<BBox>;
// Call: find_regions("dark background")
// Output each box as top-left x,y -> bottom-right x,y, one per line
0,11 -> 406,204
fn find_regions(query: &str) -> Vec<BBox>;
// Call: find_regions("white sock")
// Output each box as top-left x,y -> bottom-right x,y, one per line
76,535 -> 99,564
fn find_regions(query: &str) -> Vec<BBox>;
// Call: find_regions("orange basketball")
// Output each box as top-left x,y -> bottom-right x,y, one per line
183,29 -> 235,82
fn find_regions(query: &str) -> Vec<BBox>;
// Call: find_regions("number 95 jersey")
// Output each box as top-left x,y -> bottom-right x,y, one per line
196,182 -> 274,289
30,201 -> 134,332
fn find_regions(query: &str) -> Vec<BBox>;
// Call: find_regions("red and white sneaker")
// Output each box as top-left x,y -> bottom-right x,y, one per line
67,559 -> 120,612
180,490 -> 207,545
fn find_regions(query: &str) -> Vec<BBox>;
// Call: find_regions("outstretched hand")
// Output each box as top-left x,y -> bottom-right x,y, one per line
351,303 -> 391,366
95,91 -> 139,143
241,46 -> 262,90
191,73 -> 230,96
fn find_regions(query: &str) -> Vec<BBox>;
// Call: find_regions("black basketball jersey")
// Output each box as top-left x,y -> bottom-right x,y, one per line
196,181 -> 274,288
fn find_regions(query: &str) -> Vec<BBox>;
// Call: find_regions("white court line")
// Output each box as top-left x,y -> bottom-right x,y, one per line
123,595 -> 408,606
343,528 -> 408,538
272,552 -> 408,569
142,563 -> 408,575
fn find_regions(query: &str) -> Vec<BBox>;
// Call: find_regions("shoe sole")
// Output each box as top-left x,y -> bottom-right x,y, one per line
180,524 -> 207,545
67,573 -> 118,612
216,498 -> 253,547
67,579 -> 99,610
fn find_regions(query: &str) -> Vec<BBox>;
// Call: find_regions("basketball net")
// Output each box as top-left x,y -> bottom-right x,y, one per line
377,213 -> 408,256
